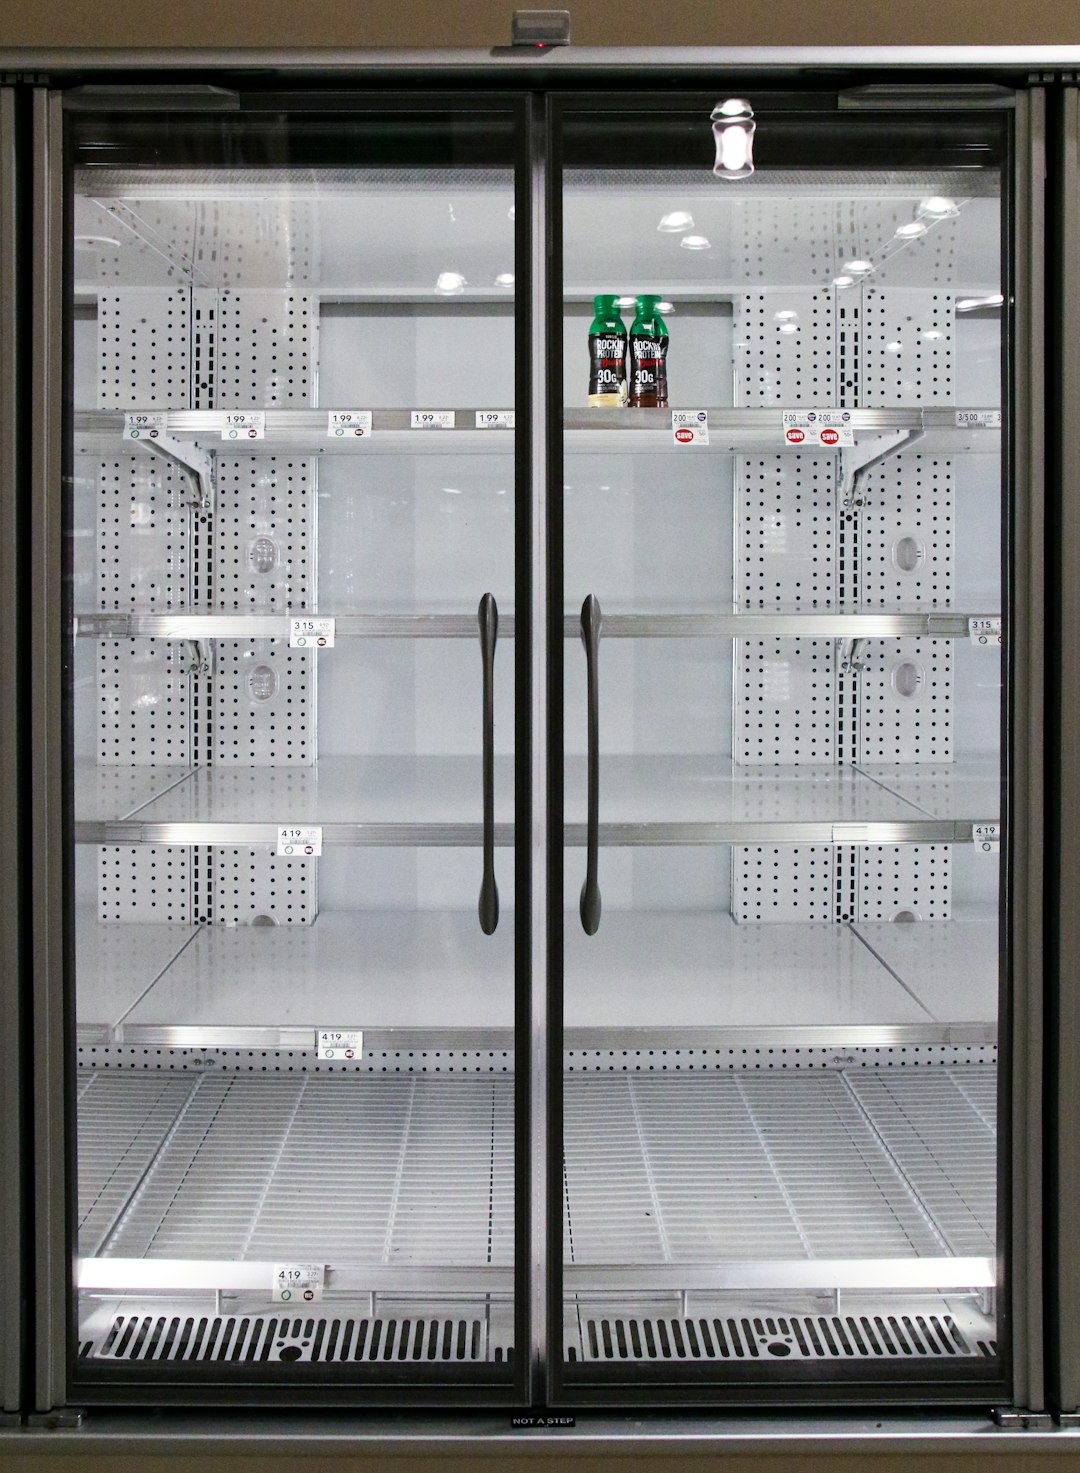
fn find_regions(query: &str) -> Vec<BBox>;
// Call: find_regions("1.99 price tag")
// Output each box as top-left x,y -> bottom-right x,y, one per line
123,412 -> 168,442
327,410 -> 372,439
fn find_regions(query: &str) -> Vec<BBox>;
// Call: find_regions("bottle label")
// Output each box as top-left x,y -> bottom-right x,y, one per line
589,333 -> 627,406
629,335 -> 669,408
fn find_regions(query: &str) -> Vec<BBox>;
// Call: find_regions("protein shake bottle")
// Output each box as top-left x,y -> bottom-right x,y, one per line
587,295 -> 628,407
628,295 -> 669,409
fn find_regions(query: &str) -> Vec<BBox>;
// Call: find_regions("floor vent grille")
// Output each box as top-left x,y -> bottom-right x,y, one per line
575,1313 -> 985,1362
93,1314 -> 511,1364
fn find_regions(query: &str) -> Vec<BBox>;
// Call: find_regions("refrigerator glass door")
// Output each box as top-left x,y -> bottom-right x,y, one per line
556,96 -> 1008,1398
66,104 -> 525,1396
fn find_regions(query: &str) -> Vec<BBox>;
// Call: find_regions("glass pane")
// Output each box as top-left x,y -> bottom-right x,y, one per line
560,100 -> 1005,1385
68,109 -> 519,1383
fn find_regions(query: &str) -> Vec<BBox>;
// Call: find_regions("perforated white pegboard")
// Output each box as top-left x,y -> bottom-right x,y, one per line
192,201 -> 318,290
97,290 -> 191,408
731,846 -> 836,923
860,290 -> 954,407
734,291 -> 835,405
212,291 -> 317,408
211,641 -> 312,767
734,640 -> 836,766
735,200 -> 860,290
860,457 -> 954,610
213,457 -> 313,612
96,457 -> 191,612
856,845 -> 952,923
97,847 -> 191,924
199,847 -> 316,928
96,641 -> 192,768
857,639 -> 953,765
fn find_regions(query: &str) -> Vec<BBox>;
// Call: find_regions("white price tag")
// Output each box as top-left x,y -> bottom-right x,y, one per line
277,826 -> 323,857
955,410 -> 1002,429
123,412 -> 168,442
272,1264 -> 324,1304
410,410 -> 456,430
782,410 -> 855,448
326,410 -> 372,439
221,411 -> 265,441
973,822 -> 1001,854
475,410 -> 515,430
316,1029 -> 364,1061
968,617 -> 1002,647
289,616 -> 336,649
671,410 -> 710,446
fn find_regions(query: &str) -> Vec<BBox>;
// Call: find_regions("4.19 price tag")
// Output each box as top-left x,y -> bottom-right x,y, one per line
327,410 -> 372,439
289,617 -> 335,649
221,411 -> 265,441
316,1029 -> 364,1061
123,412 -> 168,442
277,826 -> 323,857
973,822 -> 1001,854
272,1264 -> 325,1304
410,410 -> 455,430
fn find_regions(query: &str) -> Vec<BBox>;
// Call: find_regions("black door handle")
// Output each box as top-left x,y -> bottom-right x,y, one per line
478,592 -> 499,935
580,594 -> 602,935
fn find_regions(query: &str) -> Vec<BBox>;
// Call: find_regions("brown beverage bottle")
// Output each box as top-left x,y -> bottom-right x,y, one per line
628,296 -> 669,408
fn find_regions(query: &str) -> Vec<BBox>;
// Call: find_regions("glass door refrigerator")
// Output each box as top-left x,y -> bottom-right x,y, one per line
21,69 -> 1047,1419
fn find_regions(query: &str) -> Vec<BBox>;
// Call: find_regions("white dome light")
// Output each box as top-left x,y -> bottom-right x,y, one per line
680,235 -> 712,251
435,271 -> 467,294
917,196 -> 959,220
895,221 -> 929,239
832,274 -> 855,289
658,211 -> 694,233
843,259 -> 875,277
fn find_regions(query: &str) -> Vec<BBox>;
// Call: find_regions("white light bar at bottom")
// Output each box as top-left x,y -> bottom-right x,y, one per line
77,1256 -> 994,1294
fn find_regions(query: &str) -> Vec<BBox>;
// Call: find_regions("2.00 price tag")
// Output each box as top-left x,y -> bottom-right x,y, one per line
123,412 -> 168,442
410,410 -> 456,430
272,1264 -> 325,1304
277,826 -> 323,857
672,410 -> 709,446
289,617 -> 335,649
316,1029 -> 364,1061
782,410 -> 855,448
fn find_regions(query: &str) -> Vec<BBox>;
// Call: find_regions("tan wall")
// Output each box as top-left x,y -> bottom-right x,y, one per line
0,0 -> 1079,50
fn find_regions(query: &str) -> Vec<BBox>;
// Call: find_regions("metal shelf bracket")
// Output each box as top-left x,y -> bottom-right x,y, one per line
134,431 -> 215,511
839,426 -> 925,509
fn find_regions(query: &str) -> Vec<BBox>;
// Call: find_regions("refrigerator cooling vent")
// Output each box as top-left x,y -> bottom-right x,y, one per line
574,1314 -> 988,1362
93,1313 -> 512,1365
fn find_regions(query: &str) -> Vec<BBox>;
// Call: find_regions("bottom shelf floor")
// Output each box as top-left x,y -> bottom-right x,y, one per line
77,1063 -> 998,1365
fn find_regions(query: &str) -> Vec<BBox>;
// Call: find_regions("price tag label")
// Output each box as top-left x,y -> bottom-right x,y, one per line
272,1264 -> 324,1304
672,410 -> 710,446
973,822 -> 1001,854
782,410 -> 855,448
221,411 -> 266,441
968,616 -> 1002,647
955,410 -> 1002,429
289,616 -> 336,649
326,410 -> 372,439
475,410 -> 515,430
277,826 -> 323,857
316,1029 -> 364,1061
123,412 -> 168,442
410,410 -> 456,430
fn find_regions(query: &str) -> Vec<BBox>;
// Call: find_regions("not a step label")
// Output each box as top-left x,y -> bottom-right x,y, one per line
511,1415 -> 577,1429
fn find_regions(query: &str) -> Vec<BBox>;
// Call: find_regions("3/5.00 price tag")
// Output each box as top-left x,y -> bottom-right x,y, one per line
956,410 -> 1002,429
272,1264 -> 325,1304
277,826 -> 323,857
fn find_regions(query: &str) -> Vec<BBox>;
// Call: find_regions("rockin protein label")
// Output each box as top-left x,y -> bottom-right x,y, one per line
588,296 -> 628,407
629,295 -> 669,409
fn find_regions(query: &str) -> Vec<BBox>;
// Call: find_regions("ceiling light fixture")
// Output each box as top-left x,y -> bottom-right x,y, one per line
658,211 -> 694,233
711,98 -> 755,181
680,234 -> 712,251
435,271 -> 467,294
917,196 -> 959,220
895,220 -> 929,239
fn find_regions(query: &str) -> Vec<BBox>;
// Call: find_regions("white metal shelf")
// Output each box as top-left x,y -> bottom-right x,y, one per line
75,1066 -> 995,1299
74,756 -> 999,847
73,406 -> 1002,457
74,907 -> 997,1049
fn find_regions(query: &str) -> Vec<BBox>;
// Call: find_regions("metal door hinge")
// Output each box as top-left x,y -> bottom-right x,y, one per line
26,1409 -> 84,1429
993,1407 -> 1054,1428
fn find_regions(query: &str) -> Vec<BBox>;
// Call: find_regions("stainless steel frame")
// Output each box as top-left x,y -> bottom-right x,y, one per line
1051,84 -> 1080,1423
30,87 -> 69,1416
0,85 -> 23,1423
1005,87 -> 1047,1419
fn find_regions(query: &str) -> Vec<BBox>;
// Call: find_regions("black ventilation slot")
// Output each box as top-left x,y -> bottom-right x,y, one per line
580,1313 -> 987,1361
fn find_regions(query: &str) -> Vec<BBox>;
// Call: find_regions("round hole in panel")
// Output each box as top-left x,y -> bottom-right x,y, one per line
247,664 -> 279,705
248,536 -> 279,575
891,660 -> 925,700
892,909 -> 920,923
891,535 -> 926,574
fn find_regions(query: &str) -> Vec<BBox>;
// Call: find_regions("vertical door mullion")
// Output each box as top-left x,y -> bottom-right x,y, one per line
29,86 -> 69,1415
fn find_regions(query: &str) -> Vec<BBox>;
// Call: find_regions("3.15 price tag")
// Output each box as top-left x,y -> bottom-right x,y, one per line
327,410 -> 372,439
672,410 -> 710,446
475,410 -> 515,430
316,1029 -> 364,1061
123,412 -> 168,442
272,1264 -> 325,1304
289,617 -> 335,649
956,410 -> 1002,429
782,410 -> 855,448
277,826 -> 323,857
221,411 -> 265,441
973,822 -> 1001,854
410,410 -> 455,430
968,617 -> 1002,647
